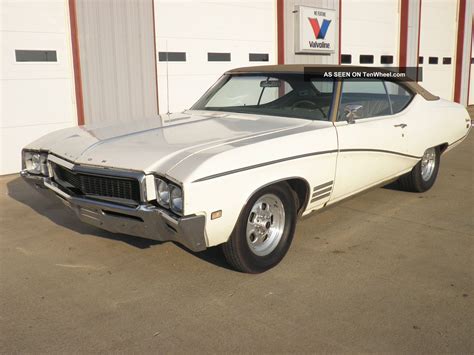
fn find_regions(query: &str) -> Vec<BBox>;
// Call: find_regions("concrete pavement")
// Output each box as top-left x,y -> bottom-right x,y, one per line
1,135 -> 472,353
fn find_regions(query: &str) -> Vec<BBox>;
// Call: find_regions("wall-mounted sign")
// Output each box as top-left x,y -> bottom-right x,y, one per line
295,6 -> 336,54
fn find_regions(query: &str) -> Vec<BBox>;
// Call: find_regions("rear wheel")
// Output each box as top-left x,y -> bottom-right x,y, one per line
222,183 -> 297,273
399,146 -> 440,192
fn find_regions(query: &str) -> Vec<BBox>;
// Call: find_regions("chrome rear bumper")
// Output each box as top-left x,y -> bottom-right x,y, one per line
21,171 -> 207,252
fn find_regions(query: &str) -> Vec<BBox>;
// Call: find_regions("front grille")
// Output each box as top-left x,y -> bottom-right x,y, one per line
52,163 -> 141,204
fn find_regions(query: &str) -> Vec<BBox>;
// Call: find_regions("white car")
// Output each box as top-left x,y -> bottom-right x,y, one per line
21,65 -> 471,273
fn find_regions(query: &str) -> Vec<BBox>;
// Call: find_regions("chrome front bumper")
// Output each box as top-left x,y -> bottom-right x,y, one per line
21,171 -> 207,252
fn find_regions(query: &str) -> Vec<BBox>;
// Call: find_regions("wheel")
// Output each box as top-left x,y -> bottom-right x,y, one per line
399,146 -> 440,192
222,183 -> 297,273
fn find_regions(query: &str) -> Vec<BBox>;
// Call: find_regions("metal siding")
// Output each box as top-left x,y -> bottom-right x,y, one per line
458,0 -> 472,105
75,0 -> 158,125
419,0 -> 458,101
406,0 -> 421,68
284,0 -> 339,64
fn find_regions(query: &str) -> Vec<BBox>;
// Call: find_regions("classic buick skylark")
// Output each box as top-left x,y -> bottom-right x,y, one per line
22,65 -> 471,273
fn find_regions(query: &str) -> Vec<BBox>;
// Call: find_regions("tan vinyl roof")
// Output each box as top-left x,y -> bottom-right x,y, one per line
226,65 -> 439,101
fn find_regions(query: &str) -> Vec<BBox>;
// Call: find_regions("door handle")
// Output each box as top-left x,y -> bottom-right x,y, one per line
394,123 -> 407,128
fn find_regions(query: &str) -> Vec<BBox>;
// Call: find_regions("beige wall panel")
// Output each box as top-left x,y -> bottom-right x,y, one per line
75,0 -> 158,125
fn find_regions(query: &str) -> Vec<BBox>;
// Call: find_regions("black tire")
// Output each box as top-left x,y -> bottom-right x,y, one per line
222,183 -> 298,273
399,146 -> 440,192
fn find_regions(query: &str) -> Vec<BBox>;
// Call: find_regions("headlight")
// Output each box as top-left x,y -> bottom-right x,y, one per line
23,150 -> 48,175
155,178 -> 170,207
155,177 -> 184,215
169,185 -> 183,214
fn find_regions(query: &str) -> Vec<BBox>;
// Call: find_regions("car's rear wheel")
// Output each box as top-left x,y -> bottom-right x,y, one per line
399,146 -> 440,192
222,183 -> 297,273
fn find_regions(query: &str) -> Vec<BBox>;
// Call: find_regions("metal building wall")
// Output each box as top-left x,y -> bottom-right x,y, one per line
283,0 -> 340,64
0,0 -> 77,174
418,0 -> 458,101
75,0 -> 158,125
405,0 -> 421,68
456,0 -> 472,105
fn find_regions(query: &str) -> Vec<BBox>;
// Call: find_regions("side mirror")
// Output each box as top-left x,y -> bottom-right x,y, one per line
344,104 -> 363,124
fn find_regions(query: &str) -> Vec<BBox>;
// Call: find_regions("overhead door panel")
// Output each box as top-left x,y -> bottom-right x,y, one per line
419,0 -> 457,100
341,0 -> 399,66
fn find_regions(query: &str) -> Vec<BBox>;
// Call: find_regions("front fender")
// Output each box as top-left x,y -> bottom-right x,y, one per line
172,122 -> 338,247
184,153 -> 336,247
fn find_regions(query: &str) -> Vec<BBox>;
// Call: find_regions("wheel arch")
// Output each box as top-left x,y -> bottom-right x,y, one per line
243,177 -> 311,218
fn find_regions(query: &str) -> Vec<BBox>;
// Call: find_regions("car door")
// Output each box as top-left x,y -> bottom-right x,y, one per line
330,79 -> 417,203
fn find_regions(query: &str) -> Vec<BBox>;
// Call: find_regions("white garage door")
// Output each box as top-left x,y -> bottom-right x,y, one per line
0,0 -> 77,175
418,0 -> 457,101
154,0 -> 276,113
341,0 -> 400,67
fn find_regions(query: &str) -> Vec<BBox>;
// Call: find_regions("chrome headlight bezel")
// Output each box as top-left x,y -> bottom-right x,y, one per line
154,176 -> 184,216
22,150 -> 49,176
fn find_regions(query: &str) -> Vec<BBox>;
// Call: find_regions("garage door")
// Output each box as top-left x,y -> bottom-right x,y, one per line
341,0 -> 399,67
154,0 -> 276,113
418,0 -> 457,101
0,0 -> 76,175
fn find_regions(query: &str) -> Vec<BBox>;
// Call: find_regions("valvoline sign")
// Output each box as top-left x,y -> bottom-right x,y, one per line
295,6 -> 336,54
308,18 -> 332,40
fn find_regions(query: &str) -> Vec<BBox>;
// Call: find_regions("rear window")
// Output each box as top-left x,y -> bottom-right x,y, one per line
384,81 -> 414,113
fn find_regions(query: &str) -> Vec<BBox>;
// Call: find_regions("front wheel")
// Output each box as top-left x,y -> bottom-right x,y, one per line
222,183 -> 297,273
399,146 -> 440,192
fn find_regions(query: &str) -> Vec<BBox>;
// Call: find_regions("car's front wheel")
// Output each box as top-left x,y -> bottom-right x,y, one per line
399,146 -> 440,192
222,183 -> 297,273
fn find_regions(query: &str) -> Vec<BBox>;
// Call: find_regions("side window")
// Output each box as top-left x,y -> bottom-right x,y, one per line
384,81 -> 414,113
338,79 -> 391,120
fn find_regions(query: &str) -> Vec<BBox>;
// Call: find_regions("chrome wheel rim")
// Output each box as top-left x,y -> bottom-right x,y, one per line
421,147 -> 436,181
246,194 -> 285,256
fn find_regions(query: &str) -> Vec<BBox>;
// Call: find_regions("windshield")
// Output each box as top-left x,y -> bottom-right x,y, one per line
191,73 -> 335,121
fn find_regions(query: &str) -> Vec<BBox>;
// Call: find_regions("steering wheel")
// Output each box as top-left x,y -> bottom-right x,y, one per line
291,100 -> 326,118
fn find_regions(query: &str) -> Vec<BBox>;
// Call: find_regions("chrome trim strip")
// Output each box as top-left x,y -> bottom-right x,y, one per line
48,155 -> 74,170
312,186 -> 332,197
44,180 -> 71,199
311,192 -> 331,203
312,181 -> 333,191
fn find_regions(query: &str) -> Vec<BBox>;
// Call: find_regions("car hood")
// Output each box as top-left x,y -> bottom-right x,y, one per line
31,111 -> 311,174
